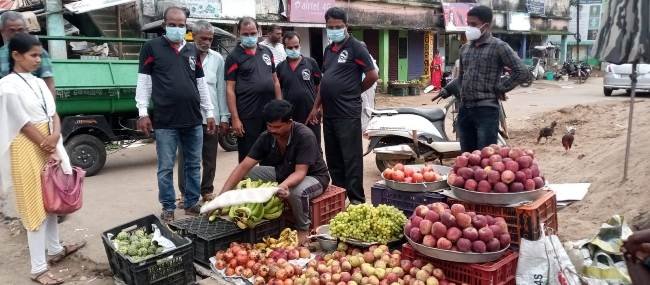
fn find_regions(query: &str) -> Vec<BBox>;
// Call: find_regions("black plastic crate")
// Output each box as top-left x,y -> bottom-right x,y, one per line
246,218 -> 286,243
370,181 -> 447,217
101,215 -> 195,285
169,216 -> 244,268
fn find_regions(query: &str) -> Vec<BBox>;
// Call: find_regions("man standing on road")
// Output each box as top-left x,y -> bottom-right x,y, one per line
438,5 -> 528,152
177,20 -> 229,205
136,6 -> 216,222
225,17 -> 282,162
260,25 -> 286,66
307,7 -> 378,204
220,100 -> 329,244
276,31 -> 322,143
0,11 -> 56,96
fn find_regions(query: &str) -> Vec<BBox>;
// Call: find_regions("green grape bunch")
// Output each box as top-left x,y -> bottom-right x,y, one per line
330,204 -> 407,243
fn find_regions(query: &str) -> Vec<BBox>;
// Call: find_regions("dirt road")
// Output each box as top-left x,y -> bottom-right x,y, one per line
2,78 -> 642,284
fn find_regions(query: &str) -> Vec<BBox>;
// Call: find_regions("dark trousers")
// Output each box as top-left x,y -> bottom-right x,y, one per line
307,123 -> 322,149
238,118 -> 265,162
457,106 -> 500,152
178,125 -> 219,196
323,118 -> 364,203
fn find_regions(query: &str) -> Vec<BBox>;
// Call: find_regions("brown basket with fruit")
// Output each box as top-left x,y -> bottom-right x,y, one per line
447,145 -> 548,205
405,202 -> 511,263
382,163 -> 451,192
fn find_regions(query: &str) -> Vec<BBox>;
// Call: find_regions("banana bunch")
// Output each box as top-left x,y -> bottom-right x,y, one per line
208,179 -> 285,228
256,228 -> 298,250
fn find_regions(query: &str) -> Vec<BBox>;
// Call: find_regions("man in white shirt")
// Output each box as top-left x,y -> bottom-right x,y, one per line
177,20 -> 230,204
135,6 -> 216,222
359,41 -> 379,132
260,24 -> 286,66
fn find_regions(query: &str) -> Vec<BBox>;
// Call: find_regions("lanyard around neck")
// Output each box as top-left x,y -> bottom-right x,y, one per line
14,72 -> 51,132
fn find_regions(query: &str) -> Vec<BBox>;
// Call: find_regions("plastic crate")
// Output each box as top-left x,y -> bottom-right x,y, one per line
284,184 -> 347,230
447,190 -> 558,246
371,181 -> 447,217
402,243 -> 518,285
168,216 -> 244,268
247,218 -> 287,243
101,215 -> 195,285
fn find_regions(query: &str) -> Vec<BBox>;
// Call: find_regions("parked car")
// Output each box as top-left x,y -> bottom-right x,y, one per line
603,63 -> 650,96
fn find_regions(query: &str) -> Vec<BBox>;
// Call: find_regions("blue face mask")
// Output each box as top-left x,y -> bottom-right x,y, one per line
327,28 -> 346,43
285,48 -> 301,59
241,36 -> 258,48
165,26 -> 186,43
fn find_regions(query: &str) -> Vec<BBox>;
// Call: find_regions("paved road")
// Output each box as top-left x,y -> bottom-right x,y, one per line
47,78 -> 631,267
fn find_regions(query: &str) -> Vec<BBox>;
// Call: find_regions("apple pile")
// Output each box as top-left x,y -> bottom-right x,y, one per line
405,203 -> 510,253
382,163 -> 444,184
214,242 -> 311,284
294,244 -> 458,285
447,145 -> 545,193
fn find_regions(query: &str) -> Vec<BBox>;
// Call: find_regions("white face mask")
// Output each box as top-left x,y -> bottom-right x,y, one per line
465,24 -> 486,41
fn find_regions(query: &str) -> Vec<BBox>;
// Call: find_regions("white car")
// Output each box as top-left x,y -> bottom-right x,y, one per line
603,63 -> 650,96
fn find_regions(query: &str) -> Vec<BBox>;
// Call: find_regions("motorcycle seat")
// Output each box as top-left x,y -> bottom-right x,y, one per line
395,107 -> 446,122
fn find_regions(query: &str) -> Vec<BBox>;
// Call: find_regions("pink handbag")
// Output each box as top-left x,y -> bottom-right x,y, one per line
41,160 -> 86,214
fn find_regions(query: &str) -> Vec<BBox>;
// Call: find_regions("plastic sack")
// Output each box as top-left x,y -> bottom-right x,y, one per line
516,224 -> 583,285
200,187 -> 279,214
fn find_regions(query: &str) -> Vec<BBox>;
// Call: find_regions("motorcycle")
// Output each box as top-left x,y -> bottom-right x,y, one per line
364,80 -> 507,172
559,60 -> 591,81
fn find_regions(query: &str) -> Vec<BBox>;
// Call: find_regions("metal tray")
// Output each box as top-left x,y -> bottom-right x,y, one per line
405,234 -> 508,263
449,185 -> 548,206
382,164 -> 452,192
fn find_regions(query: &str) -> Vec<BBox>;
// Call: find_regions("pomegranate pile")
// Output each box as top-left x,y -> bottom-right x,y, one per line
405,203 -> 510,253
214,242 -> 311,283
447,145 -> 545,193
382,163 -> 444,184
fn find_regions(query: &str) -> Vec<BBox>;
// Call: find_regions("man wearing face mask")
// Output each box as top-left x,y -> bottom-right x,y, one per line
437,5 -> 528,152
135,6 -> 216,222
307,7 -> 378,205
225,17 -> 283,162
260,25 -> 287,66
176,20 -> 229,205
276,31 -> 322,144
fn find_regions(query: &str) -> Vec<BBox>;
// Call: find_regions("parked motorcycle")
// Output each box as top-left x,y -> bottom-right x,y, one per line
559,60 -> 591,81
364,80 -> 507,172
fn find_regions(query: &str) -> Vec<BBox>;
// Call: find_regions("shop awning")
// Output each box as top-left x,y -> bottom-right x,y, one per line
64,0 -> 135,14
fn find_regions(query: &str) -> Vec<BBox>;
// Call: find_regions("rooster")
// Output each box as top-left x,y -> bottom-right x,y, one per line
537,121 -> 557,144
562,127 -> 576,153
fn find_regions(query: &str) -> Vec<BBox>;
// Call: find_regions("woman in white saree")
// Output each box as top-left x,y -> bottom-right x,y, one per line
0,33 -> 84,285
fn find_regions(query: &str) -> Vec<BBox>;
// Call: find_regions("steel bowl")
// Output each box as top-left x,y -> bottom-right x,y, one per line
382,164 -> 451,192
449,185 -> 549,206
314,225 -> 338,252
405,234 -> 508,263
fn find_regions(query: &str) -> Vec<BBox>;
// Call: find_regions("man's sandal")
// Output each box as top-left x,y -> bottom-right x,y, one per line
48,241 -> 87,265
31,270 -> 64,285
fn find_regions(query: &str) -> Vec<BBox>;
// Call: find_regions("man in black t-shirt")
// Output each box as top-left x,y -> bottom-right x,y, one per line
136,6 -> 216,222
307,7 -> 378,204
276,31 -> 322,144
220,100 -> 329,243
225,17 -> 282,162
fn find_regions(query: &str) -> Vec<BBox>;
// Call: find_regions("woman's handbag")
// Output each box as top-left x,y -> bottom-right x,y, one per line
41,160 -> 85,214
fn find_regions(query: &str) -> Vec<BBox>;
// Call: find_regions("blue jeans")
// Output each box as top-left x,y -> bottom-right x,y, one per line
457,106 -> 499,152
155,125 -> 203,211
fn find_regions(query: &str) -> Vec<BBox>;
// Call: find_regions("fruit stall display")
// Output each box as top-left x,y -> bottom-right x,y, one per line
329,204 -> 407,244
404,203 -> 510,254
382,163 -> 444,184
213,241 -> 461,285
447,145 -> 544,193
